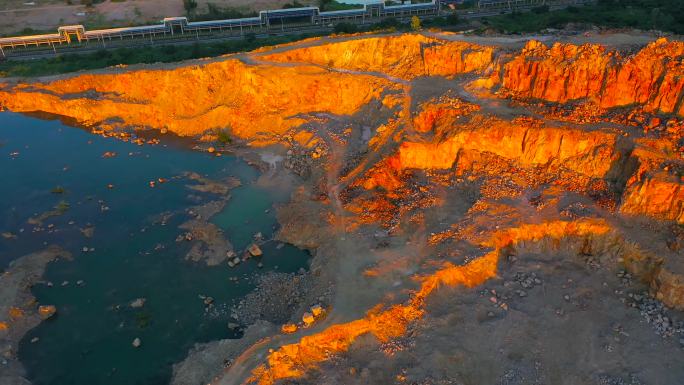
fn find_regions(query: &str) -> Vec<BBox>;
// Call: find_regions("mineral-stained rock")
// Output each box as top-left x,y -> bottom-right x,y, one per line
37,305 -> 56,320
2,33 -> 684,385
501,38 -> 684,116
311,304 -> 324,317
302,312 -> 315,326
618,145 -> 684,224
248,244 -> 263,257
620,172 -> 683,224
0,60 -> 392,144
261,34 -> 496,80
281,323 -> 298,334
130,298 -> 146,309
652,263 -> 684,310
396,115 -> 627,179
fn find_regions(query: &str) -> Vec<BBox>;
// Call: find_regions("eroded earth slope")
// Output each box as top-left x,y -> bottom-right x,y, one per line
1,32 -> 683,385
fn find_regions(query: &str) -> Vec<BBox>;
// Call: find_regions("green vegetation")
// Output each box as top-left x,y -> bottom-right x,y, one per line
459,0 -> 477,9
482,0 -> 684,34
319,0 -> 362,12
445,13 -> 459,25
334,22 -> 359,34
55,200 -> 70,213
135,312 -> 152,329
190,4 -> 257,22
79,0 -> 108,6
411,15 -> 422,31
374,17 -> 402,30
51,186 -> 66,194
215,128 -> 232,145
283,0 -> 307,8
183,0 -> 198,14
0,27 -> 50,38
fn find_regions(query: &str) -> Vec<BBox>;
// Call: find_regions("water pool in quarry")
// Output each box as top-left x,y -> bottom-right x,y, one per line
0,112 -> 309,385
1,31 -> 684,385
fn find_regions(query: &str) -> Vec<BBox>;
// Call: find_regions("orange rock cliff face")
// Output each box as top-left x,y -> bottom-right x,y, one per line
249,219 -> 613,385
2,35 -> 683,134
501,38 -> 684,115
0,59 -> 393,142
1,33 -> 683,385
619,146 -> 684,223
396,116 -> 627,179
0,35 -> 681,224
260,34 -> 497,80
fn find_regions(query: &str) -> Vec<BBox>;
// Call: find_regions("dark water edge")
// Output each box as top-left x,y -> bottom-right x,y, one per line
0,112 -> 309,385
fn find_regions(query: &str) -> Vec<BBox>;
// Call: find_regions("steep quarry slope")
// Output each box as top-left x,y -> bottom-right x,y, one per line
248,220 -> 613,385
0,60 -> 393,142
260,34 -> 497,80
396,115 -> 626,178
263,35 -> 684,116
501,38 -> 684,115
1,34 -> 683,135
0,33 -> 683,385
620,146 -> 684,224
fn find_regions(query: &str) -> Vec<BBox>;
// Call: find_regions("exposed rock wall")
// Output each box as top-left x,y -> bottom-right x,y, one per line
617,146 -> 684,224
411,97 -> 480,133
263,35 -> 684,116
397,117 -> 626,179
0,59 -> 391,142
502,38 -> 684,115
260,34 -> 497,80
620,172 -> 684,224
248,219 -> 618,385
0,33 -> 682,385
1,35 -> 683,146
0,33 -> 681,223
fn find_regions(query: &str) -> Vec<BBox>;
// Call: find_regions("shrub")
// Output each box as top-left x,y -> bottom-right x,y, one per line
183,0 -> 198,13
55,201 -> 70,213
410,15 -> 422,31
51,186 -> 66,194
532,5 -> 550,14
334,22 -> 358,34
376,17 -> 399,29
446,13 -> 459,25
215,128 -> 232,145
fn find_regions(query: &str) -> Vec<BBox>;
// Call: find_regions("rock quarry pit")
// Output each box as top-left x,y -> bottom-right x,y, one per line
1,31 -> 683,385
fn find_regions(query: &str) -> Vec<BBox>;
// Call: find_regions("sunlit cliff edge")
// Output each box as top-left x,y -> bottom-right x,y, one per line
0,33 -> 683,385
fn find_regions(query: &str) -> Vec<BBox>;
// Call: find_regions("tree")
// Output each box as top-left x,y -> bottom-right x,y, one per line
184,0 -> 198,14
318,0 -> 332,11
334,22 -> 358,34
410,15 -> 421,31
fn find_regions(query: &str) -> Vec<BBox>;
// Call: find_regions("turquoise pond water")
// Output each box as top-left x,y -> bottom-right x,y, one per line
0,112 -> 309,385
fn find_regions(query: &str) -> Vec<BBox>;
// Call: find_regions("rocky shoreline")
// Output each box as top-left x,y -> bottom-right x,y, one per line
1,31 -> 683,385
0,246 -> 71,385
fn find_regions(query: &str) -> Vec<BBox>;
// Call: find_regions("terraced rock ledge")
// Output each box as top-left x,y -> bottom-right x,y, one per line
1,32 -> 683,385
